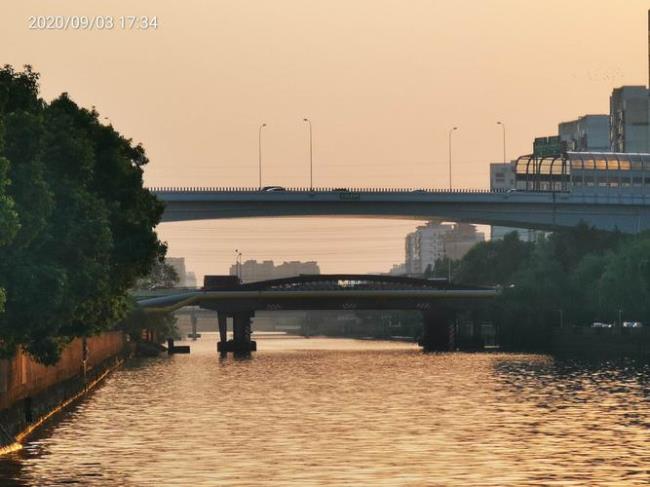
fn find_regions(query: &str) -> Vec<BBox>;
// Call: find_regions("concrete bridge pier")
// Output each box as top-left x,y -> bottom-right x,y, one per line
418,309 -> 454,352
217,312 -> 228,348
217,311 -> 257,353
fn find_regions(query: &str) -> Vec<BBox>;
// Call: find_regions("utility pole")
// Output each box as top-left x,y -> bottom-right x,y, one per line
258,123 -> 267,189
448,126 -> 458,190
497,121 -> 506,164
303,118 -> 313,190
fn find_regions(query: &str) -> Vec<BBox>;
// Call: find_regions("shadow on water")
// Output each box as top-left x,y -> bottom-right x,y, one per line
492,354 -> 650,408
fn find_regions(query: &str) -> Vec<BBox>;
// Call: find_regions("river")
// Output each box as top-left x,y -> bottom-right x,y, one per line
1,334 -> 650,486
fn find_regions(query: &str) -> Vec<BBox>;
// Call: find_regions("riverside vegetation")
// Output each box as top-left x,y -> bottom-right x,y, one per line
0,65 -> 168,364
438,225 -> 650,351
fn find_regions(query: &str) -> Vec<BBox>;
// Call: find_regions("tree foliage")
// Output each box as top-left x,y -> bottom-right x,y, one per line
134,259 -> 180,290
453,225 -> 648,351
453,231 -> 535,286
0,65 -> 165,363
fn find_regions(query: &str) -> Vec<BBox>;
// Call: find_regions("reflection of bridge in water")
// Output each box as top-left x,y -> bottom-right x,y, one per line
137,274 -> 498,353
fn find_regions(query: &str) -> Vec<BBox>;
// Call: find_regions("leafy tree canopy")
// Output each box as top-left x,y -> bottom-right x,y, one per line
0,65 -> 166,364
134,259 -> 180,290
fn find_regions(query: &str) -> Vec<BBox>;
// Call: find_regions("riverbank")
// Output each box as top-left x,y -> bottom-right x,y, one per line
0,332 -> 130,455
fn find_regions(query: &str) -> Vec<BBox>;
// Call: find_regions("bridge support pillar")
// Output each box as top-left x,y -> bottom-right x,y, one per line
418,309 -> 454,352
217,311 -> 257,353
217,312 -> 228,349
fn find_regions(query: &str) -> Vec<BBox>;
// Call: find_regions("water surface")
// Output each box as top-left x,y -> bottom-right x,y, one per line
1,335 -> 650,486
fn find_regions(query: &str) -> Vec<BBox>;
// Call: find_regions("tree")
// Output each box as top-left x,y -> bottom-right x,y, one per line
497,239 -> 571,350
547,222 -> 623,272
0,131 -> 19,313
134,259 -> 180,290
0,66 -> 166,363
595,238 -> 650,324
454,231 -> 534,286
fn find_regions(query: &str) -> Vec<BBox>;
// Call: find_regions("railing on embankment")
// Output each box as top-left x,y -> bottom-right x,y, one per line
0,331 -> 128,451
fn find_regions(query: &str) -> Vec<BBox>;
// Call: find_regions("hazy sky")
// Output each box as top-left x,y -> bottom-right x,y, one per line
2,0 -> 650,279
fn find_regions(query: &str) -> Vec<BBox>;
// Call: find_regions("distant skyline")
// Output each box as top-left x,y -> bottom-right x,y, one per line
3,0 -> 650,278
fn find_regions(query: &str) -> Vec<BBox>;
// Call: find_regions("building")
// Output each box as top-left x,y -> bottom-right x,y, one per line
388,263 -> 406,276
166,257 -> 199,287
166,257 -> 186,282
489,162 -> 539,241
559,115 -> 609,152
405,222 -> 448,275
442,223 -> 485,260
404,221 -> 484,275
610,86 -> 650,153
490,162 -> 516,191
185,272 -> 197,288
230,260 -> 320,283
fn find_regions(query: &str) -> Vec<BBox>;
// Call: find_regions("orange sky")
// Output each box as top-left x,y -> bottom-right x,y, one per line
2,0 -> 650,279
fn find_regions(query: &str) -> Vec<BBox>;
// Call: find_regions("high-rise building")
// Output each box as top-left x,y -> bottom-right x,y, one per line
559,115 -> 609,152
388,263 -> 406,276
610,86 -> 650,153
404,221 -> 484,275
442,223 -> 485,260
166,257 -> 198,287
185,272 -> 197,288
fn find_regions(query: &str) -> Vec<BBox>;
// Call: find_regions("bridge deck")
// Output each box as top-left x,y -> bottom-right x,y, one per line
151,187 -> 650,233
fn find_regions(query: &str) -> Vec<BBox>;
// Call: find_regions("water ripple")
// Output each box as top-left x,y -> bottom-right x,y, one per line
1,336 -> 650,486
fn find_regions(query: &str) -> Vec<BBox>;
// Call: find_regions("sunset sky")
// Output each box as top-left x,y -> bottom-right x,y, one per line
2,0 -> 650,279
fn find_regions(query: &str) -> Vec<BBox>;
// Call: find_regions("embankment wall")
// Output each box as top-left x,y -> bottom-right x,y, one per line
0,332 -> 128,448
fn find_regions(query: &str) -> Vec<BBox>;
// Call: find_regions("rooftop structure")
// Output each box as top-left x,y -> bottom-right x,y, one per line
514,151 -> 650,193
559,115 -> 610,152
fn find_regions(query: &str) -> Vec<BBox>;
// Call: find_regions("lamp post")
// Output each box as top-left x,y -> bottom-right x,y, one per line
448,126 -> 458,190
234,249 -> 242,280
497,121 -> 506,163
303,118 -> 313,190
258,123 -> 267,190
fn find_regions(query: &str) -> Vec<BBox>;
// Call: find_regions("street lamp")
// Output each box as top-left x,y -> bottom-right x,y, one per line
234,249 -> 243,280
258,123 -> 267,190
303,118 -> 313,190
448,126 -> 458,190
497,121 -> 507,163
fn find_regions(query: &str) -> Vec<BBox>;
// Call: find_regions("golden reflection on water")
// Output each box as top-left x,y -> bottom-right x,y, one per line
2,335 -> 650,486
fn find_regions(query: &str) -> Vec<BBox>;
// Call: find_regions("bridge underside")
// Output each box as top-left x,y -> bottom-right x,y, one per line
138,293 -> 494,354
137,274 -> 497,354
199,299 -> 483,354
160,198 -> 650,233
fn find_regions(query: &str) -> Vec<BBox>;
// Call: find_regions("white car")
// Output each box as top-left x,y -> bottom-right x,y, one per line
623,321 -> 643,328
591,322 -> 613,328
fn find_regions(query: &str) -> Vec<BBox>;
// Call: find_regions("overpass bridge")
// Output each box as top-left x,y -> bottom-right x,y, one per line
152,186 -> 650,233
136,274 -> 498,353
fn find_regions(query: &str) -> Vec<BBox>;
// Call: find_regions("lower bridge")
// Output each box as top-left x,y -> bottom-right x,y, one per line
136,274 -> 499,353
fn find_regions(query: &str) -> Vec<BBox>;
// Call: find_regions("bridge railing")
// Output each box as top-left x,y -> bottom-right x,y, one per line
146,186 -> 508,193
